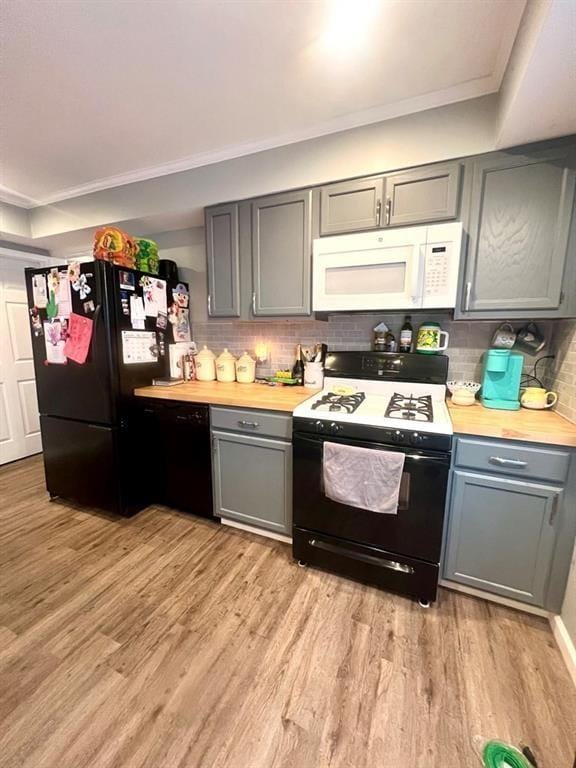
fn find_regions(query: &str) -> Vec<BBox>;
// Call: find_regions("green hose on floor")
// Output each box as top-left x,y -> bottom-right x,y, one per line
482,741 -> 532,768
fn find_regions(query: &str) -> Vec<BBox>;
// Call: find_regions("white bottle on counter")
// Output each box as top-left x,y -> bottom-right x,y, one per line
236,351 -> 256,384
216,348 -> 236,382
195,345 -> 216,381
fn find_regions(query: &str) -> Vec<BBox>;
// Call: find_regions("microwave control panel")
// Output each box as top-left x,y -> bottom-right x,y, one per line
422,236 -> 459,308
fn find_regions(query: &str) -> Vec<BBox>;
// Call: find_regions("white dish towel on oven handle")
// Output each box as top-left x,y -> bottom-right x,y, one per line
323,442 -> 405,515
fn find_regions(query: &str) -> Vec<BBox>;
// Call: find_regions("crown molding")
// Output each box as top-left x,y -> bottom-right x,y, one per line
0,186 -> 39,209
1,75 -> 500,211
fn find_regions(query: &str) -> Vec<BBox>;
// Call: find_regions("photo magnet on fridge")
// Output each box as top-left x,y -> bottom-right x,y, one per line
29,307 -> 43,337
119,271 -> 135,290
83,300 -> 95,314
156,311 -> 167,330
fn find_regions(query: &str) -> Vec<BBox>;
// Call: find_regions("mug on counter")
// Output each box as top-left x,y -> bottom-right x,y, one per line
520,387 -> 558,410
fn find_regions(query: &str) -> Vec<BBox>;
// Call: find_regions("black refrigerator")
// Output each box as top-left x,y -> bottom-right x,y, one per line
25,260 -> 188,516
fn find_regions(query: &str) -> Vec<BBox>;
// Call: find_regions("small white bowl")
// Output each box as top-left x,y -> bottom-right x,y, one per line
446,380 -> 481,396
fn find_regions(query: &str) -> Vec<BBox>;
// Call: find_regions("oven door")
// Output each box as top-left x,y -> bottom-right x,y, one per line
292,432 -> 450,564
312,228 -> 425,312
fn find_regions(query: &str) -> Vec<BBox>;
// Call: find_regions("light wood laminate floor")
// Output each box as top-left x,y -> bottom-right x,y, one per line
0,455 -> 575,768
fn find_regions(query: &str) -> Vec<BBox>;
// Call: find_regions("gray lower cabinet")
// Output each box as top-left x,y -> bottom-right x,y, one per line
457,146 -> 576,319
205,203 -> 240,317
444,469 -> 561,606
385,162 -> 461,226
251,190 -> 312,316
212,429 -> 292,535
319,177 -> 385,235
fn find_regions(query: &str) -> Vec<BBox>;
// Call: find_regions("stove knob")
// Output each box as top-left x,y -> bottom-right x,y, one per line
410,432 -> 423,445
329,422 -> 342,434
394,430 -> 402,443
315,420 -> 325,432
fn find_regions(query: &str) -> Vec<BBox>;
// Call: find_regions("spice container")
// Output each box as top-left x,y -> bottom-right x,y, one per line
216,348 -> 236,382
195,345 -> 216,381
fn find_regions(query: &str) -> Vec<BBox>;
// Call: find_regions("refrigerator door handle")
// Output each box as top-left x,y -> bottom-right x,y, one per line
91,304 -> 102,365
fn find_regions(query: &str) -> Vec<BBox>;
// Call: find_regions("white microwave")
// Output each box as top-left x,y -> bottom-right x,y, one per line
312,222 -> 463,312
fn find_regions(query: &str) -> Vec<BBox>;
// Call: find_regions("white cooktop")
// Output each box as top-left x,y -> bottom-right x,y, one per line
293,377 -> 453,436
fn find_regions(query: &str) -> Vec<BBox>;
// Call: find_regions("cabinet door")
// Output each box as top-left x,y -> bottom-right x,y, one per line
385,163 -> 461,226
205,203 -> 240,317
444,470 -> 561,606
252,190 -> 312,316
319,177 -> 385,235
212,430 -> 291,534
459,148 -> 576,317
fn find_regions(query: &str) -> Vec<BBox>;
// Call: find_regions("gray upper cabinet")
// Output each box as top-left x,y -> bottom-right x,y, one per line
457,147 -> 576,319
205,203 -> 241,317
212,429 -> 292,535
385,162 -> 461,227
252,190 -> 312,316
444,469 -> 561,606
319,177 -> 385,235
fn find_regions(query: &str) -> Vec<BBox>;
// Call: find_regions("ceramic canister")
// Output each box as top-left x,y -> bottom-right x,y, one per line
216,348 -> 236,382
416,322 -> 449,354
195,345 -> 216,381
235,351 -> 256,384
304,361 -> 324,389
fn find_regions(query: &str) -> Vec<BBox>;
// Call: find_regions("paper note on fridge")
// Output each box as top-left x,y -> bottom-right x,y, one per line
143,278 -> 167,318
122,331 -> 158,364
32,274 -> 48,308
130,295 -> 146,329
44,320 -> 67,364
64,312 -> 93,364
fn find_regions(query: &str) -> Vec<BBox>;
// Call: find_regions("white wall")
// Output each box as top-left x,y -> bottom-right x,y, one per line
26,95 -> 498,240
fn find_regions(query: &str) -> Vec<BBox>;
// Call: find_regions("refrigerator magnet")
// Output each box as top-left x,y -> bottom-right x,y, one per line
83,300 -> 95,314
156,311 -> 167,330
172,283 -> 189,308
72,273 -> 92,300
29,307 -> 43,337
119,271 -> 135,291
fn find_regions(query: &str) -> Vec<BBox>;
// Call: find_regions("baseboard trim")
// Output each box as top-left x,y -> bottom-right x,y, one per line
221,518 -> 292,545
439,579 -> 551,618
550,615 -> 576,689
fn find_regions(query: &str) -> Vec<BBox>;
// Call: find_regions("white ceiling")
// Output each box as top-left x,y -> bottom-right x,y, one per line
0,0 -> 526,207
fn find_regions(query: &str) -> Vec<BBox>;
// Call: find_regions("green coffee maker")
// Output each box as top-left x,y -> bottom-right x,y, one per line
481,349 -> 523,410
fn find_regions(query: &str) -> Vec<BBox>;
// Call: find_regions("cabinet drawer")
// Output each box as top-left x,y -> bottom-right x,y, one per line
455,438 -> 570,483
210,406 -> 292,440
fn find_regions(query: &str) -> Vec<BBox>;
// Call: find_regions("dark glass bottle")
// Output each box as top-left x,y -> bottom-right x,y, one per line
292,344 -> 304,384
399,315 -> 413,353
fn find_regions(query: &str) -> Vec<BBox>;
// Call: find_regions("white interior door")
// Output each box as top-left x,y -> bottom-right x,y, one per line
0,254 -> 48,464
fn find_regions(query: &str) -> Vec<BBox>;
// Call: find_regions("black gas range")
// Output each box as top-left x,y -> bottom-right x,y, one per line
292,351 -> 452,606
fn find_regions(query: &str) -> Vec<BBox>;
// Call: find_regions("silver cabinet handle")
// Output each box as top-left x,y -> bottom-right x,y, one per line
207,293 -> 212,316
375,199 -> 382,225
464,281 -> 472,311
238,420 -> 259,429
549,494 -> 560,526
252,292 -> 256,315
489,456 -> 528,468
385,198 -> 392,226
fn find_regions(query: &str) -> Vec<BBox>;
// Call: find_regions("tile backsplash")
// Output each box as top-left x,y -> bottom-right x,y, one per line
545,319 -> 576,424
193,313 -> 556,389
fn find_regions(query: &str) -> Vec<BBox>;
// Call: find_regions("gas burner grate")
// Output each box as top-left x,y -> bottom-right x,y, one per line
311,391 -> 366,414
385,393 -> 433,423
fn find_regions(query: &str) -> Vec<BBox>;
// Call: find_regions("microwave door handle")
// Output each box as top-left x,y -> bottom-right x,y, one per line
410,244 -> 424,306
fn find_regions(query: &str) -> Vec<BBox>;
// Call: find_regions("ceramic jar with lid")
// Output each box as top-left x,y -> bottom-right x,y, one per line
235,351 -> 256,384
216,348 -> 236,382
195,345 -> 216,381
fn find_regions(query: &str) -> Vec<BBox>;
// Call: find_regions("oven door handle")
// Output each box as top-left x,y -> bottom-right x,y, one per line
404,454 -> 448,461
307,538 -> 415,574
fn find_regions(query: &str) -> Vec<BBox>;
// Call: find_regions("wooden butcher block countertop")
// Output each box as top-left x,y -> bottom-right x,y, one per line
134,381 -> 576,447
448,401 -> 576,448
134,380 -> 317,413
